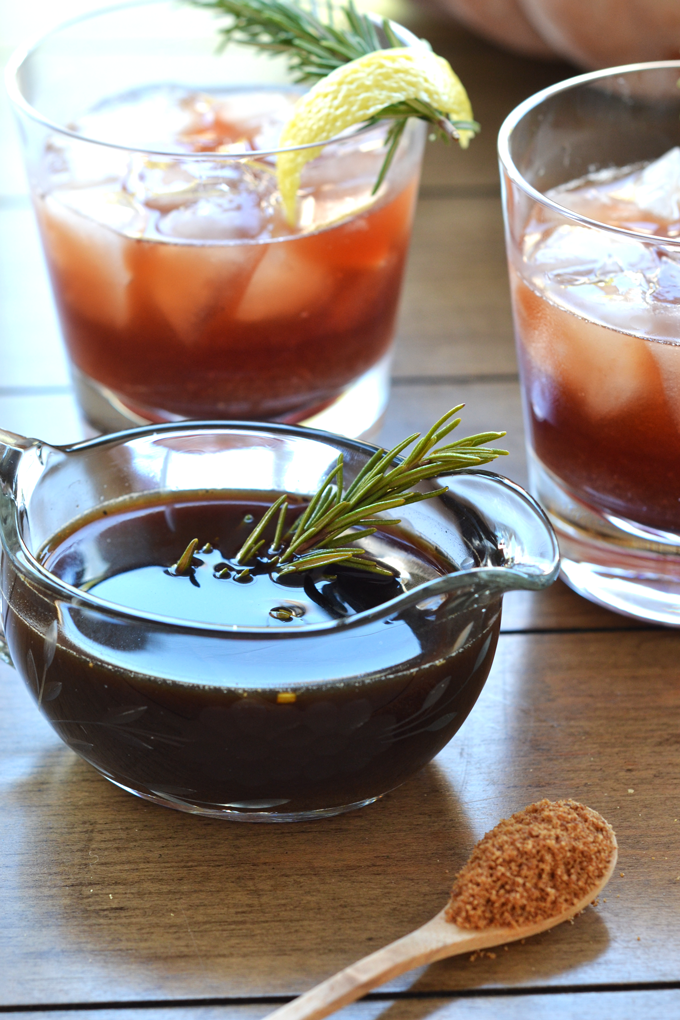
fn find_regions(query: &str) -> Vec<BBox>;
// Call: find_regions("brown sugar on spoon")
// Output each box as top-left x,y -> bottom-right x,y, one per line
262,799 -> 617,1020
446,798 -> 617,930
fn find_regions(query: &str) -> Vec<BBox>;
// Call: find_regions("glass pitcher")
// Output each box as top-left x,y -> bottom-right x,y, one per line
0,421 -> 559,821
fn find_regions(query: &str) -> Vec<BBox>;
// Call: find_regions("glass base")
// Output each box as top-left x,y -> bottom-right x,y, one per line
105,775 -> 383,822
71,355 -> 391,441
0,633 -> 11,666
528,452 -> 680,626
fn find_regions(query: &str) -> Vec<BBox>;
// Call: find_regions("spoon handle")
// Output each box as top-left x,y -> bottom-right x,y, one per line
263,849 -> 618,1020
263,910 -> 478,1020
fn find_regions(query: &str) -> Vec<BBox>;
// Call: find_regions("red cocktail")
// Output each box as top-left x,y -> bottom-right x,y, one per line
9,3 -> 425,434
500,64 -> 680,624
510,160 -> 680,533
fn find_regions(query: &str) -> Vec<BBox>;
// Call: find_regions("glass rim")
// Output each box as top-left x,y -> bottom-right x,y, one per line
1,421 -> 460,637
1,420 -> 556,637
4,0 -> 420,161
497,59 -> 680,247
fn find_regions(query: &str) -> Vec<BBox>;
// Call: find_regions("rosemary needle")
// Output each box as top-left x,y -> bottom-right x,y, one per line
234,406 -> 507,577
188,0 -> 479,192
172,537 -> 199,576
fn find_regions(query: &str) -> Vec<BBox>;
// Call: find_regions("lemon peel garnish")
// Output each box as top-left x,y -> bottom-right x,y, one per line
277,46 -> 474,223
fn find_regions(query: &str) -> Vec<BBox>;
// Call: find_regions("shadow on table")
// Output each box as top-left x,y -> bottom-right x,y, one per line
7,747 -> 466,998
7,742 -> 611,1002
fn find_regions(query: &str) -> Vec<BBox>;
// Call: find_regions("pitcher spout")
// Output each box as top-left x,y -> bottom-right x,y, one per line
0,429 -> 33,489
0,428 -> 48,489
0,428 -> 38,453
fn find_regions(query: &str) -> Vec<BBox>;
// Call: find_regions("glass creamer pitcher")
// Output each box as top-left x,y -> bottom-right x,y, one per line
0,422 -> 559,821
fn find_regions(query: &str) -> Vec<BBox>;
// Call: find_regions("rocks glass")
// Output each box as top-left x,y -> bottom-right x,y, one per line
499,63 -> 680,625
7,0 -> 426,437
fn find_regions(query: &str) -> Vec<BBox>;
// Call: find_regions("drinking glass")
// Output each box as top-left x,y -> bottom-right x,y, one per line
499,63 -> 680,625
6,0 -> 426,438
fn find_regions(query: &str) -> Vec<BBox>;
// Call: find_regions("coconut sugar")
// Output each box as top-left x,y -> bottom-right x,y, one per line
445,799 -> 616,930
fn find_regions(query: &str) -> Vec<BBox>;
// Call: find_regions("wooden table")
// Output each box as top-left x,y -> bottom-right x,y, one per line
1,6 -> 680,1016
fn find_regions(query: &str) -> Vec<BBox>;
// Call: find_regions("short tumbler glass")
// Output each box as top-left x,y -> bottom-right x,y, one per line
499,63 -> 680,626
6,1 -> 426,438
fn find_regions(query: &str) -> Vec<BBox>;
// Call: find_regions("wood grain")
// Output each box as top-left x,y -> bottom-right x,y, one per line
501,581 -> 653,633
378,379 -> 527,488
393,198 -> 518,378
11,996 -> 680,1020
1,1 -> 678,1016
2,628 -> 679,1006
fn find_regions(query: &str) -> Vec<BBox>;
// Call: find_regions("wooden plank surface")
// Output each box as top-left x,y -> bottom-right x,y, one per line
12,995 -> 680,1020
393,198 -> 518,378
1,1 -> 678,1016
3,628 -> 679,1005
11,997 -> 680,1020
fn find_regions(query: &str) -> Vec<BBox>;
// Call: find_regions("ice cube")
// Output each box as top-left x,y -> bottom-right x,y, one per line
297,187 -> 385,239
124,155 -> 248,212
296,179 -> 415,269
610,148 -> 680,222
125,158 -> 204,213
546,148 -> 680,230
44,133 -> 132,194
553,310 -> 660,418
651,254 -> 680,304
75,85 -> 199,152
512,273 -> 660,419
235,241 -> 333,322
143,240 -> 266,343
523,220 -> 680,337
213,91 -> 299,151
321,270 -> 384,334
552,149 -> 680,228
52,184 -> 146,236
526,223 -> 658,281
38,193 -> 133,329
300,127 -> 387,189
647,340 -> 680,429
158,194 -> 267,241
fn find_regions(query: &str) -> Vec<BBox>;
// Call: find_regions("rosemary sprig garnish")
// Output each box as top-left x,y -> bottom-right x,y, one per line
188,0 -> 479,188
192,0 -> 386,80
234,406 -> 507,577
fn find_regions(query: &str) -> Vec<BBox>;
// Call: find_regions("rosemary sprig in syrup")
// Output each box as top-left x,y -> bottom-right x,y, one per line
170,408 -> 506,579
188,0 -> 479,189
231,405 -> 507,577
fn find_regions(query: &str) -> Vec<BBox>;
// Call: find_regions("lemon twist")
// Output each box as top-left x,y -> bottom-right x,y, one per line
277,46 -> 474,223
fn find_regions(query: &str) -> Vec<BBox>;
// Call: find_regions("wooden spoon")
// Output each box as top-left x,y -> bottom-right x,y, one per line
264,820 -> 617,1020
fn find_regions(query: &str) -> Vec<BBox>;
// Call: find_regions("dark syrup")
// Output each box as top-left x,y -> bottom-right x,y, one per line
5,494 -> 501,815
42,496 -> 420,627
